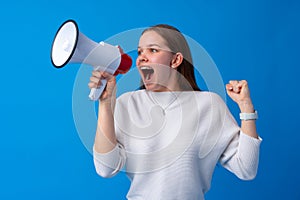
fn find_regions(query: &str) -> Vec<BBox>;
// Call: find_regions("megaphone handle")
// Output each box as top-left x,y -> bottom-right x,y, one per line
89,79 -> 107,101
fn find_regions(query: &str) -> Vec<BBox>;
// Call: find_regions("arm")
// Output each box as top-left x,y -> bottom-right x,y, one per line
226,80 -> 258,139
89,70 -> 118,153
89,71 -> 125,177
219,80 -> 261,180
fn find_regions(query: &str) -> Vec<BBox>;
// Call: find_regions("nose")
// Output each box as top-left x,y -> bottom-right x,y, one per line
137,52 -> 148,65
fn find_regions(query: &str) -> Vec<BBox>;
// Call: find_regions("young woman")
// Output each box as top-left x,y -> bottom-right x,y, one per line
89,24 -> 262,200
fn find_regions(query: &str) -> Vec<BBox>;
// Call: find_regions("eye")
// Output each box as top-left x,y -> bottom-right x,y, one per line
150,48 -> 158,53
137,49 -> 141,56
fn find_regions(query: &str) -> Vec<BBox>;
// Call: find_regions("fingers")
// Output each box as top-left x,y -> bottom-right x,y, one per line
226,80 -> 248,94
117,45 -> 124,54
88,71 -> 113,89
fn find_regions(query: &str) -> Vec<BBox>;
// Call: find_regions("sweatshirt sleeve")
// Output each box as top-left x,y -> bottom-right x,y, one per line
93,142 -> 126,178
211,93 -> 262,180
219,130 -> 262,180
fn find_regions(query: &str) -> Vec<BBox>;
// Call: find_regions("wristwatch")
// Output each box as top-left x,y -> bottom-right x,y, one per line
240,110 -> 258,121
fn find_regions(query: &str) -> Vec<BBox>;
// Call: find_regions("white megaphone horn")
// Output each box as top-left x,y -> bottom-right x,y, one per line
50,19 -> 132,101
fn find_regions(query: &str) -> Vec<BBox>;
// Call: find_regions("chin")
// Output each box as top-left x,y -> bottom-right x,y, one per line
144,83 -> 167,92
144,83 -> 155,91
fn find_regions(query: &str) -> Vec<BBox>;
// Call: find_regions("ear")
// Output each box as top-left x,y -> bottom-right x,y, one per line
171,52 -> 184,69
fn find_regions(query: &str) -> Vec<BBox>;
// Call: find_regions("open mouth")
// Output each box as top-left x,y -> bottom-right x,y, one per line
140,66 -> 154,81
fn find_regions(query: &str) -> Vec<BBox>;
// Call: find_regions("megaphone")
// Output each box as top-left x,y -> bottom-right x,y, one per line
51,19 -> 132,101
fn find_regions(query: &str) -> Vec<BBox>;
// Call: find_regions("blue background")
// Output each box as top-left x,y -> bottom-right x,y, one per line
1,0 -> 299,199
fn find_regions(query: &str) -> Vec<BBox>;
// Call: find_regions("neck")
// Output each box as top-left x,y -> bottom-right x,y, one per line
150,71 -> 182,92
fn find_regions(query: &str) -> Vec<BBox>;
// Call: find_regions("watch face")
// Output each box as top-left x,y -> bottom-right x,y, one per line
240,110 -> 258,120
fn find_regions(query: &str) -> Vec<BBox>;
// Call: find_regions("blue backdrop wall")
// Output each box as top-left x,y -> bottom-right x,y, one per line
1,0 -> 299,199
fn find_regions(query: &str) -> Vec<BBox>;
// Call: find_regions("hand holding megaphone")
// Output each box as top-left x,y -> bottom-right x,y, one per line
88,46 -> 125,101
50,20 -> 132,101
88,70 -> 116,102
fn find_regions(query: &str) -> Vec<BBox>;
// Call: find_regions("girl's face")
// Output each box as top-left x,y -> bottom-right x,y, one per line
137,31 -> 178,92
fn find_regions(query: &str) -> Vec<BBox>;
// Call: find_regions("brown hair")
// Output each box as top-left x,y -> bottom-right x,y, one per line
140,24 -> 201,91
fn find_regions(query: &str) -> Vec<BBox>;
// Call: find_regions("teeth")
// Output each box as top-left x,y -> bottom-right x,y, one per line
141,66 -> 152,70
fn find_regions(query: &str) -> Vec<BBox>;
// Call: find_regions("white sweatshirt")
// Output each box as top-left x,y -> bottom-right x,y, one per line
93,90 -> 262,200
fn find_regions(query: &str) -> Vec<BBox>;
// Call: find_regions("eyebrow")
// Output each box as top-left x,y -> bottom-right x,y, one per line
137,44 -> 162,49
